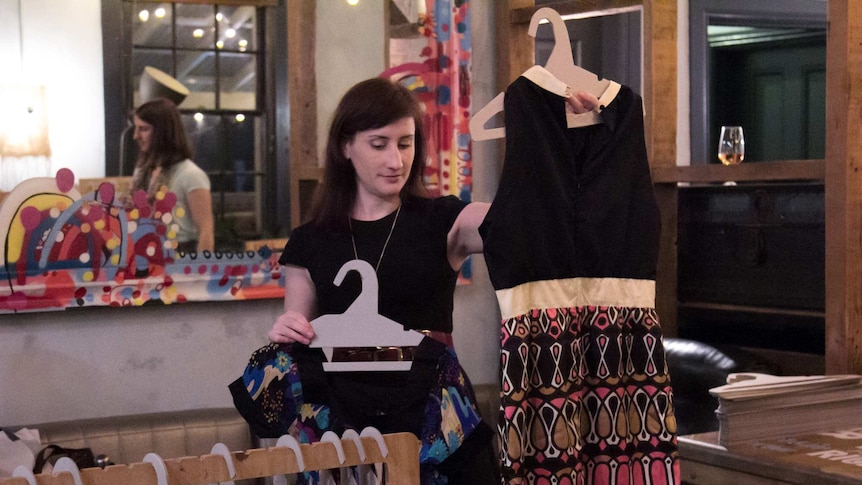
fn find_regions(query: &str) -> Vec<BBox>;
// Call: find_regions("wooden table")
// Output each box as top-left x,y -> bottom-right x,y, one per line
679,429 -> 862,484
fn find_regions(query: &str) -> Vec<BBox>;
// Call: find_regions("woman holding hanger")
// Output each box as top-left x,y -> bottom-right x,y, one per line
237,78 -> 495,485
233,77 -> 601,484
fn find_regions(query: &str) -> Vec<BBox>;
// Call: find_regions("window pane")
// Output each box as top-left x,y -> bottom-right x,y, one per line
219,52 -> 257,110
183,113 -> 262,247
175,3 -> 216,49
133,2 -> 173,48
216,6 -> 258,51
177,51 -> 216,109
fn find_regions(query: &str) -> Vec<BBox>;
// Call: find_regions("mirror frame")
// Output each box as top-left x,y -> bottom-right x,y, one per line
689,0 -> 827,164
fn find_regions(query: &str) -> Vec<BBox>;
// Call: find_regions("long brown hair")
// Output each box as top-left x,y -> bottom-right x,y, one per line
309,78 -> 428,231
134,97 -> 193,172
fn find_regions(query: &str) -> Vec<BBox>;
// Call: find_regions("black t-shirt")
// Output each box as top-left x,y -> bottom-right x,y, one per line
279,195 -> 468,333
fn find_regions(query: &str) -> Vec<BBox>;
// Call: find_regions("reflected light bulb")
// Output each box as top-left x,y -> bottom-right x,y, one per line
154,7 -> 166,18
216,12 -> 224,22
235,114 -> 245,122
225,28 -> 236,38
238,39 -> 248,47
194,112 -> 204,122
216,40 -> 224,49
347,0 -> 360,5
138,10 -> 149,22
193,29 -> 204,38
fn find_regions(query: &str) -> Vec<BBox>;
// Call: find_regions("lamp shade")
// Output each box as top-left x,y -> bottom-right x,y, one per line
139,66 -> 190,105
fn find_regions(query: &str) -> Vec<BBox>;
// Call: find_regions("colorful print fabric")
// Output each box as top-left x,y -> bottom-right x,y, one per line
499,302 -> 678,484
230,340 -> 485,485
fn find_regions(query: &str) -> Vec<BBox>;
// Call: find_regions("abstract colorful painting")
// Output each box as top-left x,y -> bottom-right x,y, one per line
382,0 -> 473,281
0,169 -> 284,314
383,0 -> 472,200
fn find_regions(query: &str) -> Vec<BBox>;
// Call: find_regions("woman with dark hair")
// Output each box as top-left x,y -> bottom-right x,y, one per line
234,77 -> 497,483
131,97 -> 214,253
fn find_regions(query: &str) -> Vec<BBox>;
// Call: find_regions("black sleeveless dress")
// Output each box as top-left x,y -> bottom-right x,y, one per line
479,74 -> 680,484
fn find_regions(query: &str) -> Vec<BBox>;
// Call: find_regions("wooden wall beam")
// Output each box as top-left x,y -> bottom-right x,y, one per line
497,0 -> 536,92
643,0 -> 678,337
824,0 -> 862,374
287,0 -> 318,228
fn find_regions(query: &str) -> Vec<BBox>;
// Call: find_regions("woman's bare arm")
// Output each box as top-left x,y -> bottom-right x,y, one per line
447,202 -> 491,270
186,188 -> 214,252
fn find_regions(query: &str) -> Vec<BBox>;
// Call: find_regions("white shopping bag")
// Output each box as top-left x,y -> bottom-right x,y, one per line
0,428 -> 41,477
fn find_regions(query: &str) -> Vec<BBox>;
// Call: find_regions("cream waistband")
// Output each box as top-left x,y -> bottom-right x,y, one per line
495,276 -> 656,320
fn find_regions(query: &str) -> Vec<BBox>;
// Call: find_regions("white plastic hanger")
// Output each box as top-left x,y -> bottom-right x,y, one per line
271,434 -> 305,485
143,453 -> 169,485
209,442 -> 236,485
51,457 -> 83,485
309,259 -> 425,372
469,7 -> 619,141
359,427 -> 386,484
531,7 -> 610,98
12,465 -> 37,485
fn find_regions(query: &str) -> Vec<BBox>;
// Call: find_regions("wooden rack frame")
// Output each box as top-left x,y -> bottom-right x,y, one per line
0,432 -> 420,485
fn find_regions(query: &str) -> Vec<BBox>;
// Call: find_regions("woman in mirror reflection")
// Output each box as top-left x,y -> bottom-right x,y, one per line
131,97 -> 214,253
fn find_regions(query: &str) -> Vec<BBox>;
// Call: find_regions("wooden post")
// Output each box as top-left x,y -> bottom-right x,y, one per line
643,0 -> 678,337
824,0 -> 862,374
497,0 -> 535,93
287,0 -> 318,228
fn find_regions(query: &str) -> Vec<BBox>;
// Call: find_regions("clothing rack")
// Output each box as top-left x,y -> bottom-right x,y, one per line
1,431 -> 419,485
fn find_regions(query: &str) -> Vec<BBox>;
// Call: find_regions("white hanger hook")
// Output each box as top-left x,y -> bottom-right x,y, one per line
275,434 -> 306,471
334,259 -> 379,314
320,430 -> 346,464
341,428 -> 366,462
52,457 -> 84,485
210,442 -> 236,480
143,452 -> 169,485
12,465 -> 37,485
360,427 -> 388,458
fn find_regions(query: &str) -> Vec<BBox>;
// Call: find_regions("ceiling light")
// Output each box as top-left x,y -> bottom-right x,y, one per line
138,10 -> 149,22
193,29 -> 204,38
347,0 -> 360,5
216,40 -> 224,49
194,112 -> 204,122
154,7 -> 166,18
235,114 -> 245,122
225,28 -> 236,38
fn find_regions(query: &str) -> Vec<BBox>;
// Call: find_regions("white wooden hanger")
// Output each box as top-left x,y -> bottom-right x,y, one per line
469,7 -> 620,141
308,259 -> 425,372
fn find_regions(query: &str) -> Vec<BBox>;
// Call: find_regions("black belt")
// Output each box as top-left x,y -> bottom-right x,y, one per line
332,346 -> 417,362
331,331 -> 452,362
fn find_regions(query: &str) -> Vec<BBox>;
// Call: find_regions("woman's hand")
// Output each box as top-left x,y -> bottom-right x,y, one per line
565,91 -> 601,114
268,310 -> 316,345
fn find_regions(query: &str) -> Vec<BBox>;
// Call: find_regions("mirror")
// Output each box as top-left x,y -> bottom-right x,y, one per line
0,0 -> 471,312
689,0 -> 827,164
0,1 -> 281,252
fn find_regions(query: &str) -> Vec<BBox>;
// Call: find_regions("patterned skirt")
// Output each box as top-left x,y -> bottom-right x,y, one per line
497,279 -> 679,485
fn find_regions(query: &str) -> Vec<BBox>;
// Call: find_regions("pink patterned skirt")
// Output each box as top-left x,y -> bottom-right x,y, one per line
497,278 -> 679,485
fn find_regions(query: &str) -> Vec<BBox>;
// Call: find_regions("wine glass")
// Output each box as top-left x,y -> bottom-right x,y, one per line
718,126 -> 745,165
